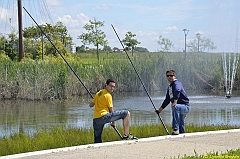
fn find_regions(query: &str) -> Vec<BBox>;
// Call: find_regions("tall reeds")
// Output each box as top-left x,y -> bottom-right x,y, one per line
0,52 -> 235,100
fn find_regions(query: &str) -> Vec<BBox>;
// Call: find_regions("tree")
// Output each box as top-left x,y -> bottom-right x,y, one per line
0,34 -> 7,53
113,47 -> 120,52
135,47 -> 149,52
188,35 -> 217,52
157,35 -> 174,52
76,45 -> 86,53
78,19 -> 108,62
23,22 -> 73,59
122,31 -> 141,56
55,22 -> 72,47
103,45 -> 112,52
4,31 -> 18,61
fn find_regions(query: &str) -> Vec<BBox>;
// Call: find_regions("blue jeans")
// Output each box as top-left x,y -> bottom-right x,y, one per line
93,110 -> 128,143
172,104 -> 190,133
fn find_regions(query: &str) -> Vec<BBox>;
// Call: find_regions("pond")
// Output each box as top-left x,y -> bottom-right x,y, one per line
0,90 -> 239,138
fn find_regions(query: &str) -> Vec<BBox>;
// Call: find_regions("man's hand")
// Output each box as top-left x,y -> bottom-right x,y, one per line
172,100 -> 177,107
155,107 -> 163,114
110,122 -> 116,127
89,102 -> 94,108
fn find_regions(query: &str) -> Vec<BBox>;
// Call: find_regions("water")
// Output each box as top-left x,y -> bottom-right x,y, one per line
0,91 -> 240,138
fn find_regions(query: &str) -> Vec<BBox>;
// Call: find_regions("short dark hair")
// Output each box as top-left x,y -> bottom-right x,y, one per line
166,70 -> 176,76
106,79 -> 115,85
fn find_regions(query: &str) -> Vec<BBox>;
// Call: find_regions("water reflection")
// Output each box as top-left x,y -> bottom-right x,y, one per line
0,91 -> 240,137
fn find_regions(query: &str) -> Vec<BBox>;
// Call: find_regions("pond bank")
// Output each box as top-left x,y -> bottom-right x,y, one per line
2,129 -> 240,159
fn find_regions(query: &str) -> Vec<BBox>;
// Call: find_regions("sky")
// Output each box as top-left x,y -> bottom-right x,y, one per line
0,0 -> 240,52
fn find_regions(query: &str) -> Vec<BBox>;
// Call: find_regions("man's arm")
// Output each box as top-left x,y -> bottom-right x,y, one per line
172,99 -> 178,107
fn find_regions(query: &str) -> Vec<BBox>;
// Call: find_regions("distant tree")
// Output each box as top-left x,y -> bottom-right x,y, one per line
103,45 -> 112,52
113,47 -> 120,52
0,34 -> 7,53
2,31 -> 19,61
122,31 -> 141,56
78,18 -> 108,62
76,45 -> 86,53
188,35 -> 217,52
157,35 -> 174,52
135,47 -> 149,52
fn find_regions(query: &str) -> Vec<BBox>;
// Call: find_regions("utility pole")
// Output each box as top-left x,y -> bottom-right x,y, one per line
182,29 -> 189,57
18,0 -> 24,61
196,33 -> 201,53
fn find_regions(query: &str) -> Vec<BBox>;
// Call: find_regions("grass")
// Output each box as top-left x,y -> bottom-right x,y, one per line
0,124 -> 239,157
182,149 -> 240,158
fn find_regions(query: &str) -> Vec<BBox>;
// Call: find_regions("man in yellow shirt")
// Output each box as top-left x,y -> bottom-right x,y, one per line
89,79 -> 131,143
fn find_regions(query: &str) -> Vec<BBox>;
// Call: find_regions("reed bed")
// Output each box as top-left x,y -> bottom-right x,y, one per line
0,52 -> 238,100
0,124 -> 238,156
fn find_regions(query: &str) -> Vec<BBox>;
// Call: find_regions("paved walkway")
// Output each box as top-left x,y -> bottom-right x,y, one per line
1,129 -> 240,159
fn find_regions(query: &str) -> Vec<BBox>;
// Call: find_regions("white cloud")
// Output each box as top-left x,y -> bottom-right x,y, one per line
0,6 -> 18,31
163,26 -> 178,34
0,8 -> 9,20
57,13 -> 89,28
92,4 -> 109,10
46,0 -> 62,6
56,13 -> 90,45
76,13 -> 89,25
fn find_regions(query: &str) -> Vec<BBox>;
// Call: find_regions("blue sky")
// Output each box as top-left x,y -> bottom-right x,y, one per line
1,0 -> 240,52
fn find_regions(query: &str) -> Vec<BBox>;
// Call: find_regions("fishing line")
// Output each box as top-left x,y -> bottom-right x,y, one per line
23,7 -> 123,139
111,24 -> 169,135
23,6 -> 93,98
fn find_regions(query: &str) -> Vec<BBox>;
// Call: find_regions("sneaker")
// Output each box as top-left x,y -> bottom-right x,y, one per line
172,130 -> 179,135
122,134 -> 138,140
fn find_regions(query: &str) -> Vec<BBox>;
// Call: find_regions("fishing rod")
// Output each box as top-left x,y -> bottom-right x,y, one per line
111,24 -> 170,135
23,7 -> 123,140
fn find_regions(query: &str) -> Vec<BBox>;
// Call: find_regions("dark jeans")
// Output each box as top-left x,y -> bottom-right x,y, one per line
93,110 -> 128,143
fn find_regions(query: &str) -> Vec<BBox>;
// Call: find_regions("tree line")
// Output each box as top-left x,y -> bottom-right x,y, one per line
0,18 -> 217,61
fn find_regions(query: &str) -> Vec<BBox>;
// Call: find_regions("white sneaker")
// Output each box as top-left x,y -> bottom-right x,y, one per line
172,130 -> 179,135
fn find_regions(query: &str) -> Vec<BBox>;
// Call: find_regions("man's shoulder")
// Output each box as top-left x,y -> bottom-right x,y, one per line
96,89 -> 107,96
173,79 -> 181,83
101,89 -> 111,96
172,79 -> 183,86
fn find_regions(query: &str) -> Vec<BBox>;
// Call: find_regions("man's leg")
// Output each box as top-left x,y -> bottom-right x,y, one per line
172,105 -> 180,132
106,110 -> 129,135
93,118 -> 104,143
123,111 -> 130,135
179,105 -> 191,133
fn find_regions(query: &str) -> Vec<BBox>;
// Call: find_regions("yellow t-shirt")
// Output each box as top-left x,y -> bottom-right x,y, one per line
92,89 -> 113,118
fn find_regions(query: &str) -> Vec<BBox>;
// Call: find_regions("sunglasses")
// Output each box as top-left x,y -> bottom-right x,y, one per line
166,75 -> 174,77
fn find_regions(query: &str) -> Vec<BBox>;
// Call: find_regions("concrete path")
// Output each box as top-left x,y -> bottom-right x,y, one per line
1,129 -> 240,159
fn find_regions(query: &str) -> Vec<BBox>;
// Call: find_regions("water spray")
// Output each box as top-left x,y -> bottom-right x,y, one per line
222,27 -> 239,98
